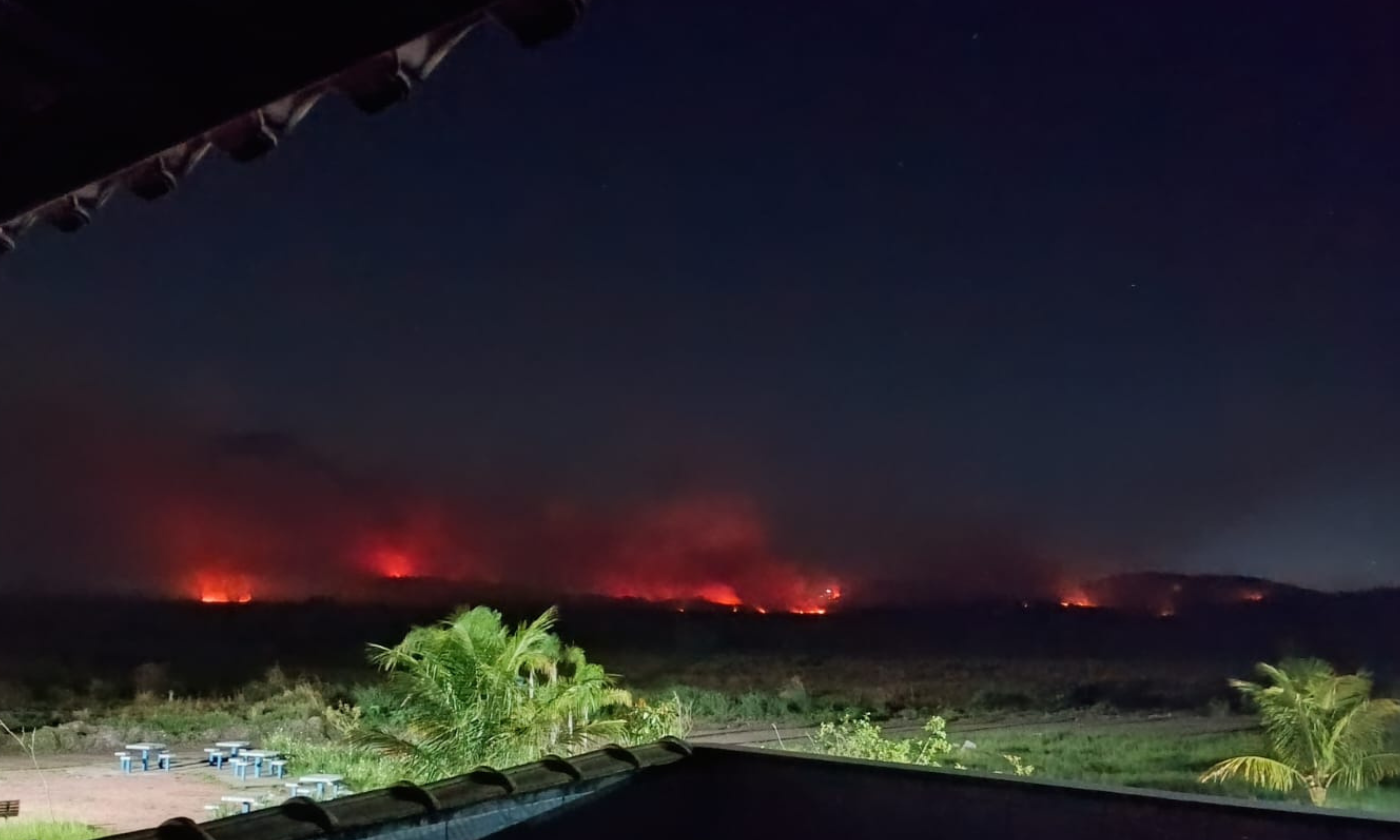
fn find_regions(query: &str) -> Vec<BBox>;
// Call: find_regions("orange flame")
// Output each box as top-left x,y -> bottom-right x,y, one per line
371,548 -> 417,580
1058,585 -> 1097,609
194,572 -> 253,604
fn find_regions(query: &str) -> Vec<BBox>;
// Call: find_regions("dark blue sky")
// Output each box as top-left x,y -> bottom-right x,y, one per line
1,0 -> 1397,594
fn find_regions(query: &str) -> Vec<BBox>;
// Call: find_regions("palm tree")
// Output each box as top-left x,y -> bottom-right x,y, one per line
1201,658 -> 1400,805
358,606 -> 633,779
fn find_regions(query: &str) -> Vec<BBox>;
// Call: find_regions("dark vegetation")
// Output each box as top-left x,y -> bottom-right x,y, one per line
3,591 -> 1399,807
3,592 -> 1398,729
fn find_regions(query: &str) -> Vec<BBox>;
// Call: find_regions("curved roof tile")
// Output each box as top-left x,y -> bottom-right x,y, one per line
0,0 -> 585,255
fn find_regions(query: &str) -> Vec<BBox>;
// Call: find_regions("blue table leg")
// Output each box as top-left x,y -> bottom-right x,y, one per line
141,750 -> 150,772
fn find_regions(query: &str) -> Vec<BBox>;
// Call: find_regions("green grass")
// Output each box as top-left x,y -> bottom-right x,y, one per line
948,728 -> 1268,795
643,685 -> 867,727
262,731 -> 408,792
0,822 -> 102,840
940,726 -> 1400,812
7,679 -> 335,754
610,653 -> 1242,722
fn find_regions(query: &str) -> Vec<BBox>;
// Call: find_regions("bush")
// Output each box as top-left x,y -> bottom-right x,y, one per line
263,729 -> 408,792
652,684 -> 853,726
807,714 -> 953,766
620,695 -> 692,745
804,714 -> 1033,776
1,682 -> 334,754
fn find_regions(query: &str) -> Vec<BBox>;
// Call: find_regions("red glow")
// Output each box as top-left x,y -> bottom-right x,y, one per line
1240,590 -> 1266,603
373,549 -> 416,580
1058,585 -> 1097,609
193,572 -> 253,604
600,577 -> 841,615
200,592 -> 252,604
698,582 -> 743,606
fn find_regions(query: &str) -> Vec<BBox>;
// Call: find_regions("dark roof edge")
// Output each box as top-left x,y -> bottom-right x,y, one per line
0,0 -> 584,255
98,738 -> 692,840
690,744 -> 1400,826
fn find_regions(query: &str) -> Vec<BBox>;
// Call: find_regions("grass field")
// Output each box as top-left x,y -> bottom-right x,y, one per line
616,652 -> 1245,717
929,720 -> 1400,813
0,822 -> 101,840
3,605 -> 1398,817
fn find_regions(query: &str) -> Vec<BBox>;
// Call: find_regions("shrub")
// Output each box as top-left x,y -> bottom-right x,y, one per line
263,729 -> 408,792
356,606 -> 636,779
807,714 -> 953,766
620,695 -> 691,745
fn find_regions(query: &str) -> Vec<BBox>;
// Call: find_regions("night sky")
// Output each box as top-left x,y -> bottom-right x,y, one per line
1,1 -> 1397,598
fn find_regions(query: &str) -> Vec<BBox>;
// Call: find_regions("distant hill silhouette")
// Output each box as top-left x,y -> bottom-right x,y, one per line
1082,572 -> 1315,615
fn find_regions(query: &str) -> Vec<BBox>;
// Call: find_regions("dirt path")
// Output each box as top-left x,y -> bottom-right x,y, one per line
0,753 -> 290,834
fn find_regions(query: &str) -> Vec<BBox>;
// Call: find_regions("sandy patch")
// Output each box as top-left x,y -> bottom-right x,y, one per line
0,754 -> 288,834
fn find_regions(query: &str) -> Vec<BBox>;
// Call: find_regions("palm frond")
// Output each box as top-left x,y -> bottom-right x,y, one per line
1359,753 -> 1400,784
1200,756 -> 1302,792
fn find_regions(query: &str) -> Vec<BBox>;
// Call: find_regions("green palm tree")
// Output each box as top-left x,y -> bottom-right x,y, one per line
1201,659 -> 1400,805
358,606 -> 633,779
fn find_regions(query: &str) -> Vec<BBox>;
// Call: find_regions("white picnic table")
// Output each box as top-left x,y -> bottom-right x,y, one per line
298,774 -> 343,797
214,740 -> 250,756
241,749 -> 280,777
220,795 -> 258,814
124,743 -> 167,771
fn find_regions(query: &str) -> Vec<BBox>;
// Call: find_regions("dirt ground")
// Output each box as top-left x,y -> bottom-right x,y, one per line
0,752 -> 290,834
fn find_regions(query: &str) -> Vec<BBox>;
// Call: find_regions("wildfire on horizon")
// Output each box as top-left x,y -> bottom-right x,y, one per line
372,548 -> 417,581
193,572 -> 254,604
1058,586 -> 1097,609
601,578 -> 843,615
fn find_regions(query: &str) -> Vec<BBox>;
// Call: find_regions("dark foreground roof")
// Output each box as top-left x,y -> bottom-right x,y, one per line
102,740 -> 1400,840
0,0 -> 583,254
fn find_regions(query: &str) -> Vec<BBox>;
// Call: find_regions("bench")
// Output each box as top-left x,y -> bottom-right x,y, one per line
0,800 -> 19,819
220,795 -> 257,815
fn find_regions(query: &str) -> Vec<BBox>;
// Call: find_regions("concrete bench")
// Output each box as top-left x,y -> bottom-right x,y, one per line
115,751 -> 133,773
220,795 -> 257,815
157,752 -> 174,771
267,759 -> 288,778
229,757 -> 250,780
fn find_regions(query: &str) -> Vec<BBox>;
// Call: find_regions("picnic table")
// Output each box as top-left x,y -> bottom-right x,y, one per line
124,743 -> 167,772
242,749 -> 280,778
220,795 -> 258,815
215,740 -> 250,757
298,774 -> 343,798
